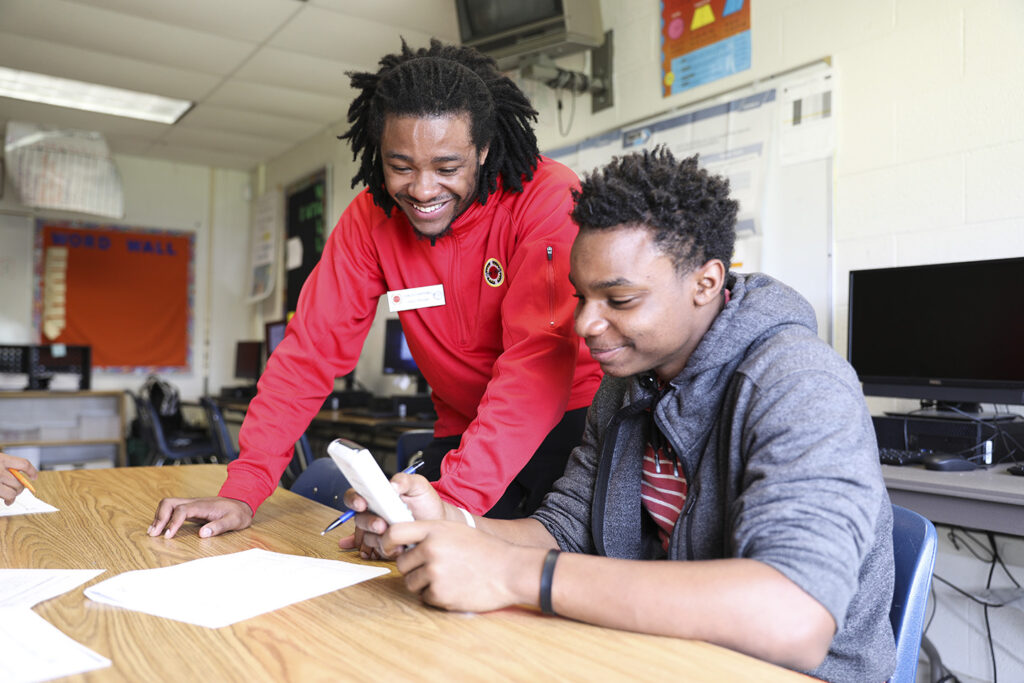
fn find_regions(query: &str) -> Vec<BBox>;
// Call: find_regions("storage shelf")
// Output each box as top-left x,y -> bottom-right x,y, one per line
0,391 -> 127,467
0,439 -> 122,449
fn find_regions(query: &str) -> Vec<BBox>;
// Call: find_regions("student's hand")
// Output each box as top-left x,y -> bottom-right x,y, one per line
385,520 -> 543,613
148,496 -> 254,539
338,472 -> 444,559
0,452 -> 39,505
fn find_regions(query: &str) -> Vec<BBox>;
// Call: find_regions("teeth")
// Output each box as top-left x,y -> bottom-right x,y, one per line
413,202 -> 444,214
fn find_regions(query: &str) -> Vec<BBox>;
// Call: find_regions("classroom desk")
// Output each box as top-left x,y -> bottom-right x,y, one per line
2,465 -> 810,682
883,462 -> 1024,536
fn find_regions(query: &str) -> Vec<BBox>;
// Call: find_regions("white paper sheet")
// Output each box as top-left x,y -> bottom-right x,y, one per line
84,548 -> 389,628
0,489 -> 59,516
0,569 -> 105,608
0,608 -> 111,683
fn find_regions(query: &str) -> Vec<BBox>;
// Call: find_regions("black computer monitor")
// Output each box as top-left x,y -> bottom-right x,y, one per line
234,341 -> 263,382
847,256 -> 1024,418
382,319 -> 427,393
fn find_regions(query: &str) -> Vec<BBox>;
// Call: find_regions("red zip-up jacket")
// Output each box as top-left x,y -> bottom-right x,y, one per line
220,157 -> 602,514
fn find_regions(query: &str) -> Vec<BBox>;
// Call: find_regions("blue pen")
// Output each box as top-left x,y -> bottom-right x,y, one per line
320,460 -> 424,535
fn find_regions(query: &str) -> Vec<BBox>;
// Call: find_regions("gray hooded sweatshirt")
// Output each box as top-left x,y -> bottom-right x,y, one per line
533,272 -> 896,682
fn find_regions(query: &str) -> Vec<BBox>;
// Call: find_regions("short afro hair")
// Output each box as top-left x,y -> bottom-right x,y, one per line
340,39 -> 541,216
571,146 -> 738,275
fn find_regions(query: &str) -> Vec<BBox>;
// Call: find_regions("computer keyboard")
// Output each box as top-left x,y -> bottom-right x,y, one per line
878,448 -> 926,466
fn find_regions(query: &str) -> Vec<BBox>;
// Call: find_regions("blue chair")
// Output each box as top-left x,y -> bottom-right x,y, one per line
200,396 -> 238,462
889,504 -> 938,683
395,429 -> 433,472
290,456 -> 352,512
131,392 -> 217,466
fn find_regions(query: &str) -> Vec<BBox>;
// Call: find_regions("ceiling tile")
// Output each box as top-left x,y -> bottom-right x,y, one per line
233,47 -> 358,98
1,0 -> 255,75
206,80 -> 349,125
309,0 -> 459,41
268,5 -> 436,65
159,125 -> 294,159
178,104 -> 324,142
64,0 -> 303,43
0,32 -> 220,101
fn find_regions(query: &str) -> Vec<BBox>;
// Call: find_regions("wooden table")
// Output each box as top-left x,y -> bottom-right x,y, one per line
2,465 -> 809,682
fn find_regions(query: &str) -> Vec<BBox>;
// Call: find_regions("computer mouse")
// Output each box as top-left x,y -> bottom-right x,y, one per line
922,452 -> 978,472
1007,464 -> 1024,476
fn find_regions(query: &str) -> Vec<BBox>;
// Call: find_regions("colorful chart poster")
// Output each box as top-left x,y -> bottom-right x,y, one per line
661,0 -> 751,97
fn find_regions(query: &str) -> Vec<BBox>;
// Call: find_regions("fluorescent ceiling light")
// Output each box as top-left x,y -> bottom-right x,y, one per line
0,66 -> 192,124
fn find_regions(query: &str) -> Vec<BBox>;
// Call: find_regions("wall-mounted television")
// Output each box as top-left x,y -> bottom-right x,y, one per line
455,0 -> 604,69
847,256 -> 1024,418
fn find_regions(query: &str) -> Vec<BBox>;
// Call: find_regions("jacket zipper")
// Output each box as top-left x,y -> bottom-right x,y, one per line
546,245 -> 555,327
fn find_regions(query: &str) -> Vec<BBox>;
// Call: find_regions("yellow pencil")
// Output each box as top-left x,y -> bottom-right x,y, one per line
8,468 -> 36,495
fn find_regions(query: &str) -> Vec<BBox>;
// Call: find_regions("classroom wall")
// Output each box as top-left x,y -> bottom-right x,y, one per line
0,156 -> 252,400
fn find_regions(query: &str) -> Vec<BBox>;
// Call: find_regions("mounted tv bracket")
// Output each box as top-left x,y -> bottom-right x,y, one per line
519,30 -> 613,114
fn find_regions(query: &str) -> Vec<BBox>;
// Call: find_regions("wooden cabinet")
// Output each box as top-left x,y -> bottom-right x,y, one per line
0,390 -> 126,468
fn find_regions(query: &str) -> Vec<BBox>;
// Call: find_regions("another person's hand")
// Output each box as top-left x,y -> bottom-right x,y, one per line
338,472 -> 444,559
148,496 -> 254,538
0,452 -> 39,505
385,520 -> 542,613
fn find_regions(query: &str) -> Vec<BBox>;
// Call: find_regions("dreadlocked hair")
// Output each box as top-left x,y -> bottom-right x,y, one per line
340,38 -> 541,215
571,146 -> 738,276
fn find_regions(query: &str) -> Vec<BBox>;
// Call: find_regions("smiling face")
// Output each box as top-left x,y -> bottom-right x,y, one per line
570,225 -> 725,383
380,113 -> 488,239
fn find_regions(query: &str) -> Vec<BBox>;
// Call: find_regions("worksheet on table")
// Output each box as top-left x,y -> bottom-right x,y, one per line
0,489 -> 59,516
84,548 -> 390,628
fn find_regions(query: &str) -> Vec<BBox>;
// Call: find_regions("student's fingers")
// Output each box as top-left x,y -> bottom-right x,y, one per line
382,520 -> 434,557
390,473 -> 445,520
196,505 -> 252,538
1,481 -> 18,505
150,498 -> 253,539
1,453 -> 39,479
342,488 -> 369,513
148,497 -> 192,536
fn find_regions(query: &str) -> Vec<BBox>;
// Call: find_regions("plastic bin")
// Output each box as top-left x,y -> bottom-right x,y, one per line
79,411 -> 120,440
40,420 -> 79,441
0,422 -> 40,442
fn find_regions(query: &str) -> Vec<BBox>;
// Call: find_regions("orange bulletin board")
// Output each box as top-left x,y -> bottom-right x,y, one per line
34,220 -> 194,370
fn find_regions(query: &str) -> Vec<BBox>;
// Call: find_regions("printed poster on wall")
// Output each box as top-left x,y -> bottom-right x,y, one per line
34,221 -> 193,370
247,191 -> 278,302
661,0 -> 751,97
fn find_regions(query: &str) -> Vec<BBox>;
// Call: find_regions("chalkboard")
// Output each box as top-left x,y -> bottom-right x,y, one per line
284,170 -> 327,318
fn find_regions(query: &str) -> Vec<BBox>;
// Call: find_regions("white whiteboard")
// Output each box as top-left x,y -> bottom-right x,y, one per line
546,63 -> 834,344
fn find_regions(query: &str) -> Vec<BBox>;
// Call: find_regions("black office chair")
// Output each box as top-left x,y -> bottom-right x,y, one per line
290,456 -> 352,512
131,392 -> 217,466
395,429 -> 433,472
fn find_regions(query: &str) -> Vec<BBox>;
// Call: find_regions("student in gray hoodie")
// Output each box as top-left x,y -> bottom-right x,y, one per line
351,147 -> 896,682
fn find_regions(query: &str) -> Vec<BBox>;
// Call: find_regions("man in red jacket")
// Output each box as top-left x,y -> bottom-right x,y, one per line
149,40 -> 602,539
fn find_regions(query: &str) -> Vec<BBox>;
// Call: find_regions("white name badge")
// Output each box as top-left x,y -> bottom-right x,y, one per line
387,284 -> 446,312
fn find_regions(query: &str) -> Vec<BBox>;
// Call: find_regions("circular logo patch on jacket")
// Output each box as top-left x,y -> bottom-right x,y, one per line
483,257 -> 505,287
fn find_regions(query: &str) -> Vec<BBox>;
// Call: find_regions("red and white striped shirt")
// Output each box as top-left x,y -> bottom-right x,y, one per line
641,441 -> 688,551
